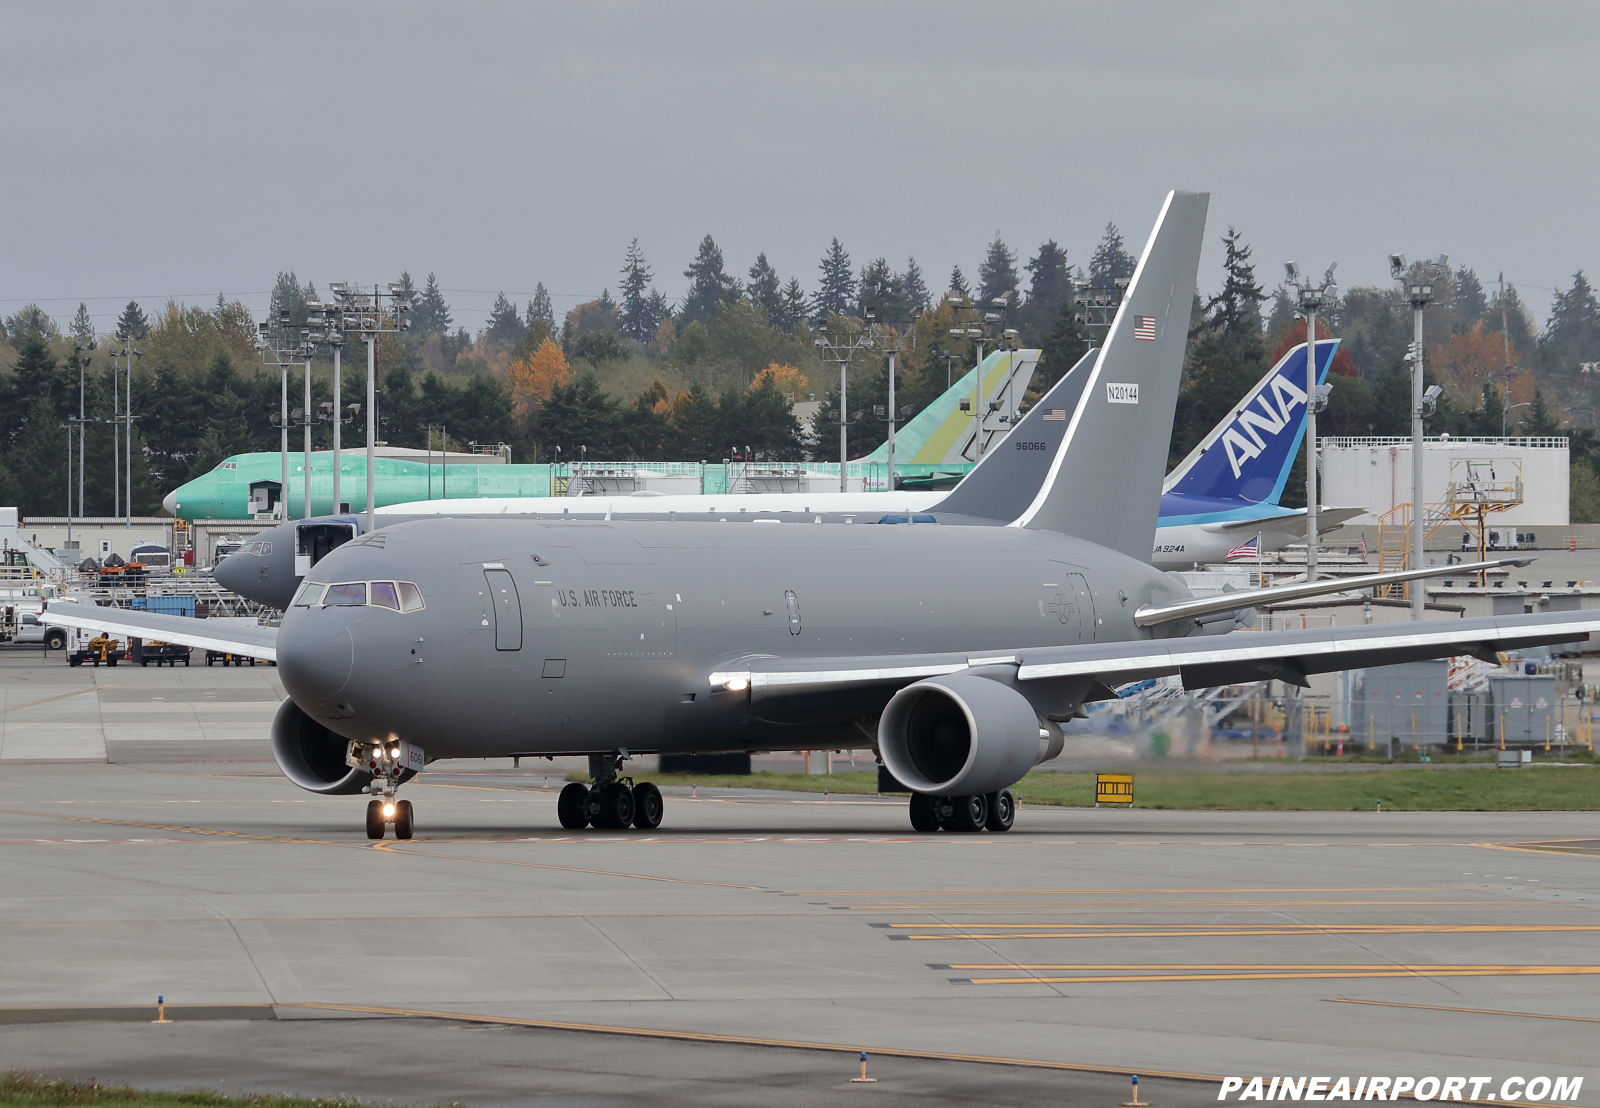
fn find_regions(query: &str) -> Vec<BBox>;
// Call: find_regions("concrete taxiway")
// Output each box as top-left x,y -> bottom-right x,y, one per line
2,648 -> 1599,1103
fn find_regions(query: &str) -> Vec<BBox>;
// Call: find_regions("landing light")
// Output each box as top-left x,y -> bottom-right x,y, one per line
389,746 -> 401,759
382,804 -> 395,818
723,677 -> 749,692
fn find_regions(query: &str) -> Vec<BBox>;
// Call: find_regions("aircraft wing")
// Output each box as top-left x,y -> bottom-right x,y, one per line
709,609 -> 1600,719
44,602 -> 278,662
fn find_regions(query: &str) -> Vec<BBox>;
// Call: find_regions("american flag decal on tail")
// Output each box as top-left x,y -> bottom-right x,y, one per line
1133,315 -> 1157,341
1041,409 -> 1066,421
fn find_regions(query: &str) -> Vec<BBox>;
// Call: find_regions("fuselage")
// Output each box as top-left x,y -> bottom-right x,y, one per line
277,518 -> 1184,760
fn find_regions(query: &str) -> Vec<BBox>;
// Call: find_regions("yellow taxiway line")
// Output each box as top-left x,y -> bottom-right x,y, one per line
952,965 -> 1600,985
1328,997 -> 1600,1024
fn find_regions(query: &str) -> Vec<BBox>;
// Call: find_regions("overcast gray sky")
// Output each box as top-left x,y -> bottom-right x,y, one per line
3,1 -> 1596,334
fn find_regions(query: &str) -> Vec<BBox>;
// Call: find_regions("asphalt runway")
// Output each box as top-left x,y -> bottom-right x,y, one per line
3,650 -> 1600,1104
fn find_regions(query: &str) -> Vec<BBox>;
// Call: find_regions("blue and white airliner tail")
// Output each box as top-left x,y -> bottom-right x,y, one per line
1152,339 -> 1360,569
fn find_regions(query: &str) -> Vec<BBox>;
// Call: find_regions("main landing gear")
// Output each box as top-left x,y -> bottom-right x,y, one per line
348,739 -> 424,841
558,753 -> 664,830
908,789 -> 1015,833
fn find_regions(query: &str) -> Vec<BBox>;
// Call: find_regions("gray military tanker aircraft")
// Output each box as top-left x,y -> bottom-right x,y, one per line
209,345 -> 1101,612
49,190 -> 1599,840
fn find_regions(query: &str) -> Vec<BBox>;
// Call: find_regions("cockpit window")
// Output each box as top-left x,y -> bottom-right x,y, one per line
293,579 -> 424,612
397,581 -> 425,612
323,582 -> 367,606
244,541 -> 274,556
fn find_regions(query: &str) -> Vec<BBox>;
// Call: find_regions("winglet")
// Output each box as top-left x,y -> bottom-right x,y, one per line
1009,190 -> 1209,555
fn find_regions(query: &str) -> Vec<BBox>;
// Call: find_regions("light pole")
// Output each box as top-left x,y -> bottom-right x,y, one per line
1390,252 -> 1449,619
813,323 -> 874,492
865,305 -> 918,491
948,293 -> 1010,466
1283,261 -> 1339,579
1503,401 -> 1532,437
108,337 -> 142,525
326,283 -> 411,530
70,341 -> 93,548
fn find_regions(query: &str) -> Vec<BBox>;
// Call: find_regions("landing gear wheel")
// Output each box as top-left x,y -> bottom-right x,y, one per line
365,799 -> 385,840
632,782 -> 663,828
908,793 -> 940,832
557,783 -> 590,829
393,799 -> 414,840
985,789 -> 1015,832
594,782 -> 635,829
943,794 -> 988,833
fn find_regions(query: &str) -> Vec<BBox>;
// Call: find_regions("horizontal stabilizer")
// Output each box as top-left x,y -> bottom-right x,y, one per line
1133,557 -> 1532,628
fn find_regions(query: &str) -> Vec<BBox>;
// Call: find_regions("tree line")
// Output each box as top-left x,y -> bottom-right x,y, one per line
1,221 -> 1597,518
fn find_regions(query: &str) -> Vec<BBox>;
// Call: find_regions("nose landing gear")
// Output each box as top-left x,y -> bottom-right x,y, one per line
349,739 -> 424,841
555,752 -> 665,831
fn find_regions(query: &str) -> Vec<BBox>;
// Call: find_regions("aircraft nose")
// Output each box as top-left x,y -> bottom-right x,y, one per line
278,610 -> 354,714
162,491 -> 177,515
213,549 -> 249,594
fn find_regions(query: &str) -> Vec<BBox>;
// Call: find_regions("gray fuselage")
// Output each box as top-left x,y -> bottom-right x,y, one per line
278,517 -> 1184,759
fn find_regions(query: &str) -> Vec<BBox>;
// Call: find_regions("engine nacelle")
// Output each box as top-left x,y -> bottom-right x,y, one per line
271,698 -> 373,795
878,673 -> 1056,796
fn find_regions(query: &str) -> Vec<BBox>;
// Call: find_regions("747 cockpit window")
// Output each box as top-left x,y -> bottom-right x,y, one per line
295,580 -> 425,612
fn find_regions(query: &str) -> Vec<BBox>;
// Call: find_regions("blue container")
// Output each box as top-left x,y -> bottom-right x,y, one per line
131,596 -> 196,617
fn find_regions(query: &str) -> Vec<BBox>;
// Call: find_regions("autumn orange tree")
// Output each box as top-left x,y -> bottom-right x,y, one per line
1432,321 -> 1531,412
505,339 -> 570,424
750,362 -> 808,400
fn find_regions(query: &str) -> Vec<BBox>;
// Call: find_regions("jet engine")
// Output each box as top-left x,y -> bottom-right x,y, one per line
271,698 -> 373,795
878,673 -> 1061,796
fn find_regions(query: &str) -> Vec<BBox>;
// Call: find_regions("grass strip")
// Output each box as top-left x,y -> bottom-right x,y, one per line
572,765 -> 1600,811
0,1071 -> 457,1108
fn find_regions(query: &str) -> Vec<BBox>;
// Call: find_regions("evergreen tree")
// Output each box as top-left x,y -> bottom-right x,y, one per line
265,274 -> 301,345
485,291 -> 523,347
977,232 -> 1019,306
1037,301 -> 1090,390
70,303 -> 95,346
527,283 -> 554,329
1454,266 -> 1488,330
1024,240 -> 1070,312
901,256 -> 930,312
679,234 -> 738,327
948,264 -> 970,298
858,257 -> 907,321
645,291 -> 670,339
393,271 -> 417,304
619,239 -> 658,341
533,372 -> 624,458
1542,270 -> 1600,372
1088,223 -> 1134,288
747,253 -> 783,322
115,299 -> 150,340
1265,286 -> 1297,336
413,272 -> 452,336
1206,226 -> 1266,335
1526,386 -> 1562,435
815,237 -> 855,319
778,278 -> 809,332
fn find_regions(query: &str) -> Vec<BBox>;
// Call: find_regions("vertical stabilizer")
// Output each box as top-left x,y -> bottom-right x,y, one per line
1161,338 -> 1340,511
931,348 -> 1097,521
1010,190 -> 1209,555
